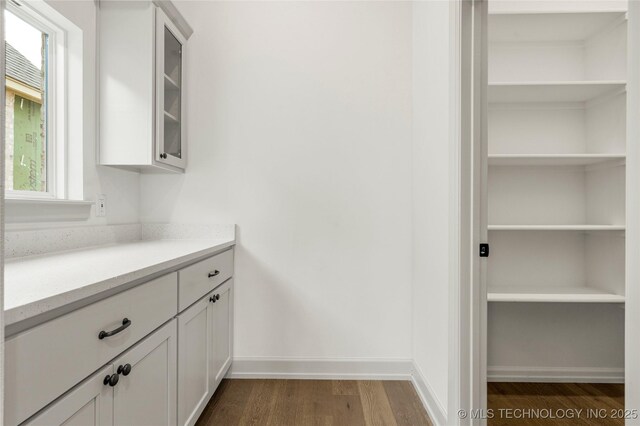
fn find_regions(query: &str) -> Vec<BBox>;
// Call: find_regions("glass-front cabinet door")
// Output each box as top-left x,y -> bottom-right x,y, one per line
156,8 -> 186,169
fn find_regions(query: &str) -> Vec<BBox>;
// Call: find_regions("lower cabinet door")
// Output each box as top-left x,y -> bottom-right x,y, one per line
211,279 -> 234,391
113,319 -> 177,426
25,365 -> 114,426
177,294 -> 213,426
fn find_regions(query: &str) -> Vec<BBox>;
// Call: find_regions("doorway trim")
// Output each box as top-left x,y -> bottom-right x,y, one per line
449,0 -> 487,425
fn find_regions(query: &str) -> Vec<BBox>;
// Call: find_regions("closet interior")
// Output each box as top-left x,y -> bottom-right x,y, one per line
487,2 -> 627,384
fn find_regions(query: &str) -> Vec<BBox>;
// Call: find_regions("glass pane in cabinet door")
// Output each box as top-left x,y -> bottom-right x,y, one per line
163,26 -> 182,159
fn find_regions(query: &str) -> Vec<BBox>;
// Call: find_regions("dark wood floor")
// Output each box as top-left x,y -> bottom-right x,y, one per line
195,379 -> 433,426
195,379 -> 624,426
488,382 -> 625,426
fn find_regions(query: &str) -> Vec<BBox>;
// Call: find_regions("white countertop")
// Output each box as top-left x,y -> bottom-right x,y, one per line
4,238 -> 235,326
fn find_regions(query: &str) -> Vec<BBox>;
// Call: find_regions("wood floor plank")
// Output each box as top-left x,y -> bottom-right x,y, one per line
358,381 -> 399,426
325,394 -> 366,426
488,382 -> 624,426
297,380 -> 335,425
195,379 -> 252,426
383,381 -> 433,426
197,379 -> 430,426
266,379 -> 301,426
238,380 -> 281,426
332,380 -> 360,396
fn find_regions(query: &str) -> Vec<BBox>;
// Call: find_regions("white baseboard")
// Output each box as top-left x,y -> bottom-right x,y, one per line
410,362 -> 447,426
228,357 -> 413,380
488,366 -> 624,383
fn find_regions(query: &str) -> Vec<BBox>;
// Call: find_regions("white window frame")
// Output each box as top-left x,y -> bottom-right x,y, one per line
4,0 -> 91,223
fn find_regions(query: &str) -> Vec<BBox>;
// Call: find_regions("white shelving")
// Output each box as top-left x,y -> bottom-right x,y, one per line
488,81 -> 625,103
487,286 -> 625,303
488,225 -> 625,231
488,154 -> 625,166
489,12 -> 626,43
488,164 -> 625,226
486,3 -> 627,382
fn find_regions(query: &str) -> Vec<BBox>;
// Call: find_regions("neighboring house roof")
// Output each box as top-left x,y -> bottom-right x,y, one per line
6,42 -> 43,90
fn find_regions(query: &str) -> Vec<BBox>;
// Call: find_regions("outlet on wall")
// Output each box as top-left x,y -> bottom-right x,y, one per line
96,195 -> 107,217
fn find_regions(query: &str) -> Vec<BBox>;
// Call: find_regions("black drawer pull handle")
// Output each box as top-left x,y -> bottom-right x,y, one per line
208,270 -> 220,278
104,373 -> 119,387
99,318 -> 131,340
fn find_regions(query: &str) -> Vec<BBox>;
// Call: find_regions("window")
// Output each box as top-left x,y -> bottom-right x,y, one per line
5,8 -> 49,195
4,0 -> 82,202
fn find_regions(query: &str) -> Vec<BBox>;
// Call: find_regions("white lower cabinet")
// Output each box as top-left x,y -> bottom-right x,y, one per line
12,250 -> 234,426
178,279 -> 234,426
177,295 -> 213,426
26,320 -> 177,426
211,279 -> 233,391
26,366 -> 114,426
113,319 -> 177,426
5,274 -> 178,426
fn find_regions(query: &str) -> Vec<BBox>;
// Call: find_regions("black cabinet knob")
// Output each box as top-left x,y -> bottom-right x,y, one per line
210,295 -> 216,303
216,294 -> 220,300
117,363 -> 132,376
104,374 -> 119,387
160,153 -> 168,159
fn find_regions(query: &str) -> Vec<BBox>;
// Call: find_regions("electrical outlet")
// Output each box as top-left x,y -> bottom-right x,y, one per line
96,195 -> 107,217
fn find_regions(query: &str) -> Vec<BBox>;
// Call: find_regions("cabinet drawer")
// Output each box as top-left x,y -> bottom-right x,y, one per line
5,273 -> 178,426
178,249 -> 233,312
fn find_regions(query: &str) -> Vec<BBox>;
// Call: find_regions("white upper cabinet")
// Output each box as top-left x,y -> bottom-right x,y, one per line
98,1 -> 192,173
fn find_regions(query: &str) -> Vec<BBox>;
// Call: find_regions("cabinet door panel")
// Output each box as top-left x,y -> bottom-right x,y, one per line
25,366 -> 113,426
155,7 -> 187,169
113,320 -> 177,426
178,295 -> 212,426
211,279 -> 234,391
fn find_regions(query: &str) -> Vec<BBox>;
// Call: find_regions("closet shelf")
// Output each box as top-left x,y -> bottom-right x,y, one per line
487,285 -> 625,303
489,12 -> 627,43
488,154 -> 625,166
164,74 -> 180,90
488,225 -> 625,231
488,81 -> 626,103
164,110 -> 180,124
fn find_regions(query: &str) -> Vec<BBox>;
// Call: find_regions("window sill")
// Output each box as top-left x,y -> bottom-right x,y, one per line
5,198 -> 93,223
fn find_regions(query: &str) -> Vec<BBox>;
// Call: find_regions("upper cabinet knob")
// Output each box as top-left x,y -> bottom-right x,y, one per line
216,294 -> 220,300
160,153 -> 168,159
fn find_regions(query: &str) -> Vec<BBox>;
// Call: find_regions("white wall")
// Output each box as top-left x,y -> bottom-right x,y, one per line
140,1 -> 413,360
411,0 -> 451,418
21,0 -> 141,228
